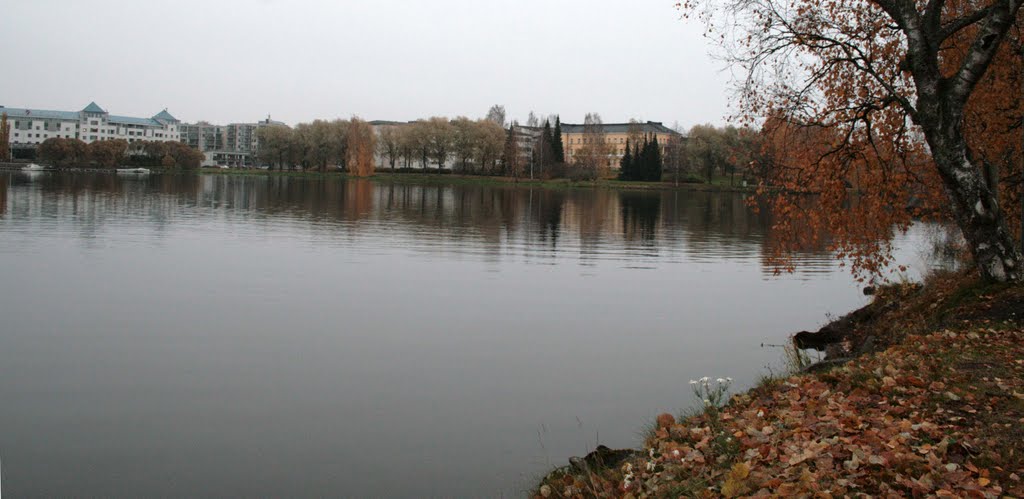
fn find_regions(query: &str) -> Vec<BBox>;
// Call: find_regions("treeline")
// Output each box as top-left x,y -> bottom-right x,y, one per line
256,118 -> 377,176
678,124 -> 763,185
378,117 -> 507,174
37,138 -> 204,169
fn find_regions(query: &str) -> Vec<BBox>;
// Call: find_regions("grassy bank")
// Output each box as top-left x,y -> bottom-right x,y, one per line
196,168 -> 755,193
534,271 -> 1024,498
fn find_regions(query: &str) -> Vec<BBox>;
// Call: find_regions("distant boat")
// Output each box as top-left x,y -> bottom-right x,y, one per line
116,168 -> 151,174
22,163 -> 47,171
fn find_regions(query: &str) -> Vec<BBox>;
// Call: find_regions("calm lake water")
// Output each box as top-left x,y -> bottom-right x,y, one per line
0,172 -> 940,497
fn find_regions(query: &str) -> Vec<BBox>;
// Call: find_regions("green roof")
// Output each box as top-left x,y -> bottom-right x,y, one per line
153,109 -> 177,122
82,102 -> 106,114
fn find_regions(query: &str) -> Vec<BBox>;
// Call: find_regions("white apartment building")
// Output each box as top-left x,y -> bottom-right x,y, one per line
0,102 -> 180,146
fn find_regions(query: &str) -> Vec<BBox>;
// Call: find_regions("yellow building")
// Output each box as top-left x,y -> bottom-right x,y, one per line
560,121 -> 681,169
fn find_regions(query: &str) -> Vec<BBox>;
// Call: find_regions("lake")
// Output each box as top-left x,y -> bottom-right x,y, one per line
0,172 -> 939,497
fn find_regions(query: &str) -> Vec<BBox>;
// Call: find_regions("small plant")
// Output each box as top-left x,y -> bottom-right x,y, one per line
690,377 -> 739,468
690,377 -> 734,434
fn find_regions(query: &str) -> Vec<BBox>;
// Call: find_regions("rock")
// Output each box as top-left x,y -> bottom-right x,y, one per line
863,286 -> 876,295
569,445 -> 641,473
539,484 -> 552,497
656,413 -> 675,429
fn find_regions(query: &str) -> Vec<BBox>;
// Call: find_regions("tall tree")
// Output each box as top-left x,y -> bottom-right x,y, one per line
485,105 -> 507,127
0,113 -> 9,162
377,125 -> 401,171
256,125 -> 294,170
618,139 -> 634,180
475,119 -> 506,174
501,123 -> 522,178
648,134 -> 663,182
573,113 -> 609,179
552,116 -> 565,164
452,117 -> 479,172
526,111 -> 539,128
424,117 -> 454,172
346,117 -> 376,177
681,0 -> 1024,282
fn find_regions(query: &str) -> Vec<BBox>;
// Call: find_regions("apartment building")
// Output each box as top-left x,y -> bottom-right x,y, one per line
180,116 -> 285,167
0,102 -> 180,146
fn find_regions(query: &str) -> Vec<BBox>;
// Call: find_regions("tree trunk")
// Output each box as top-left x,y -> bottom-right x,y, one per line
929,133 -> 1023,283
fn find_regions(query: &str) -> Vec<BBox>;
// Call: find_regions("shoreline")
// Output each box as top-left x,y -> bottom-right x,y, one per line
0,164 -> 755,193
533,271 -> 1024,497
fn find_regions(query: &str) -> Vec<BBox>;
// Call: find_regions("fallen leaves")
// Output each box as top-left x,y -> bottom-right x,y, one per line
535,282 -> 1024,498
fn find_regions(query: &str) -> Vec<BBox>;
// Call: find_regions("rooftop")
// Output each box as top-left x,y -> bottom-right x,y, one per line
0,107 -> 80,120
82,102 -> 106,114
560,121 -> 680,135
109,115 -> 162,127
152,109 -> 178,123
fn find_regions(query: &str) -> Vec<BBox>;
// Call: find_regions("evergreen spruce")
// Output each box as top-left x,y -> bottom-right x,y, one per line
501,124 -> 517,177
542,120 -> 553,168
553,117 -> 565,164
649,135 -> 663,181
633,142 -> 642,180
618,139 -> 633,180
639,135 -> 651,181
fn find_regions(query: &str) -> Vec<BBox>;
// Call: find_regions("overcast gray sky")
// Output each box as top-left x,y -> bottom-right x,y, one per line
1,0 -> 732,128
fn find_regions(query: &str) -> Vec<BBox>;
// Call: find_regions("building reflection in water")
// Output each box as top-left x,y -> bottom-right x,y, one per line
0,172 -> 849,275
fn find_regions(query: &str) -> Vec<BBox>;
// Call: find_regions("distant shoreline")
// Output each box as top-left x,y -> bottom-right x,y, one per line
196,168 -> 757,193
0,163 -> 756,193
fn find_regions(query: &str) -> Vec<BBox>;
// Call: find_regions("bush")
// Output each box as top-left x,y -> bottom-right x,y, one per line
38,138 -> 88,166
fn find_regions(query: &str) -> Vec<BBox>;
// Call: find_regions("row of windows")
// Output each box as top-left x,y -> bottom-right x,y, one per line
568,136 -> 668,145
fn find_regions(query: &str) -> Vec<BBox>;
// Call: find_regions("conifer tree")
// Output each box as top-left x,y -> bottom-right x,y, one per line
639,135 -> 651,181
553,117 -> 565,164
501,124 -> 519,178
633,142 -> 642,180
541,120 -> 553,169
618,138 -> 633,180
649,135 -> 663,181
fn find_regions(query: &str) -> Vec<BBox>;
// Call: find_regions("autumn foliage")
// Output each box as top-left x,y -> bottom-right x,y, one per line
345,118 -> 376,177
682,0 -> 1024,282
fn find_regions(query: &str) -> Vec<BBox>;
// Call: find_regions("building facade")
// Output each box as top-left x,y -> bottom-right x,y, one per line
560,121 -> 681,168
180,116 -> 285,167
0,102 -> 180,149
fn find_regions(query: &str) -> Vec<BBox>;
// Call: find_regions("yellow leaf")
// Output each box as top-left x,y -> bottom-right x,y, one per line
979,477 -> 991,487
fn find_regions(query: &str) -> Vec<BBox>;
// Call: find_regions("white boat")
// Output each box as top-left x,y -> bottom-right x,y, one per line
22,163 -> 47,171
116,168 -> 151,174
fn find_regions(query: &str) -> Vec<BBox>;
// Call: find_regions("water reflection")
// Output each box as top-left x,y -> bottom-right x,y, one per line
0,171 -> 908,497
619,191 -> 661,243
0,172 -> 851,278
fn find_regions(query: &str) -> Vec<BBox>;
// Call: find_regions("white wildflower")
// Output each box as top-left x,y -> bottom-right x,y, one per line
689,380 -> 698,385
716,378 -> 726,384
